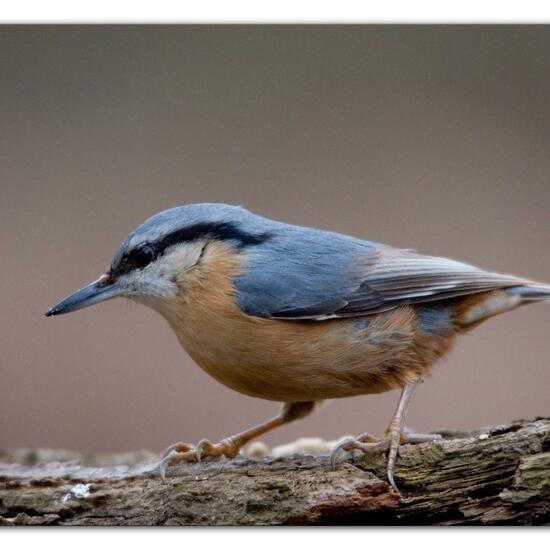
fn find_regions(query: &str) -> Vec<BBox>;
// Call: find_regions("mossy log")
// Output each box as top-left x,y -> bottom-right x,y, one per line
1,418 -> 549,525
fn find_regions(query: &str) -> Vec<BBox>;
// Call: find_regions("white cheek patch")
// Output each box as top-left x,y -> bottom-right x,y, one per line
162,240 -> 206,274
121,241 -> 206,301
460,292 -> 522,325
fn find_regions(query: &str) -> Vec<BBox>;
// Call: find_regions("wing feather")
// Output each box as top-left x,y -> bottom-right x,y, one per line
266,247 -> 527,320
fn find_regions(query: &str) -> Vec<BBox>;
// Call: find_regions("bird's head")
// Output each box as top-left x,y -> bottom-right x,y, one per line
46,203 -> 272,318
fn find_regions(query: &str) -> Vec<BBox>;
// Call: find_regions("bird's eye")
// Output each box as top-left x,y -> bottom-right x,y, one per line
130,244 -> 156,267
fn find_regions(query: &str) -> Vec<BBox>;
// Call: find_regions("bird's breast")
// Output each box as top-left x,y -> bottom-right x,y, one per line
156,242 -> 456,401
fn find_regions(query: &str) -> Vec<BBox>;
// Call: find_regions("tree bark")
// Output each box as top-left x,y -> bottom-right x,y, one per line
1,418 -> 549,525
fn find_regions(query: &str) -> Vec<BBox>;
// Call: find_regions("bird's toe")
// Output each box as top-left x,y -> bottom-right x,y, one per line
330,433 -> 389,469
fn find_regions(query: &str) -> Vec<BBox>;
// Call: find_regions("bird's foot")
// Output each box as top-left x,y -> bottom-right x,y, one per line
331,428 -> 442,494
159,437 -> 240,480
330,432 -> 389,467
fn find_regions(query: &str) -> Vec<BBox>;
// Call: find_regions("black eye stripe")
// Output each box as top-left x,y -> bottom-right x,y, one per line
111,222 -> 271,278
155,221 -> 271,253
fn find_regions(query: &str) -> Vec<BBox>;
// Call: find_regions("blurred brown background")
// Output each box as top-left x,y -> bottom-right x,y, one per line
1,26 -> 549,454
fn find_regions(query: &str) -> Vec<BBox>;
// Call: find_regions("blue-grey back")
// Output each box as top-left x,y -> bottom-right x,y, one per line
234,220 -> 381,318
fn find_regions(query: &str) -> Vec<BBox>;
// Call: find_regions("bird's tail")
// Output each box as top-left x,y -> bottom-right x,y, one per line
455,281 -> 550,328
506,283 -> 550,301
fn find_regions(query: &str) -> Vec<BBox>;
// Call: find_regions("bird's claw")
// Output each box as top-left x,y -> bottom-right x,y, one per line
330,432 -> 388,469
161,441 -> 195,460
330,429 -> 442,494
158,437 -> 240,480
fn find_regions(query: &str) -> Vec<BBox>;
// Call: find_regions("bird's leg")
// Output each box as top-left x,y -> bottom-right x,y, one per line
384,381 -> 425,492
159,401 -> 316,479
331,379 -> 441,493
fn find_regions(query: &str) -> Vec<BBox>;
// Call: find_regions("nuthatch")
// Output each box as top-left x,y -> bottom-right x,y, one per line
47,203 -> 550,492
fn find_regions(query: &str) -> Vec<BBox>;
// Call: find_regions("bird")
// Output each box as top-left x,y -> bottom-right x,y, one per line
46,203 -> 550,492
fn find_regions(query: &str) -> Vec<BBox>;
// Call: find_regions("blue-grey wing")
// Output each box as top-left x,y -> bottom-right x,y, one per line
234,231 -> 527,320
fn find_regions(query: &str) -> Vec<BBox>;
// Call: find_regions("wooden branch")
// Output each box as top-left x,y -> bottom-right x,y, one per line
1,418 -> 549,525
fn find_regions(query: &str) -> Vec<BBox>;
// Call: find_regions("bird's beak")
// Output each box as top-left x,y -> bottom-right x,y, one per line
45,274 -> 123,317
